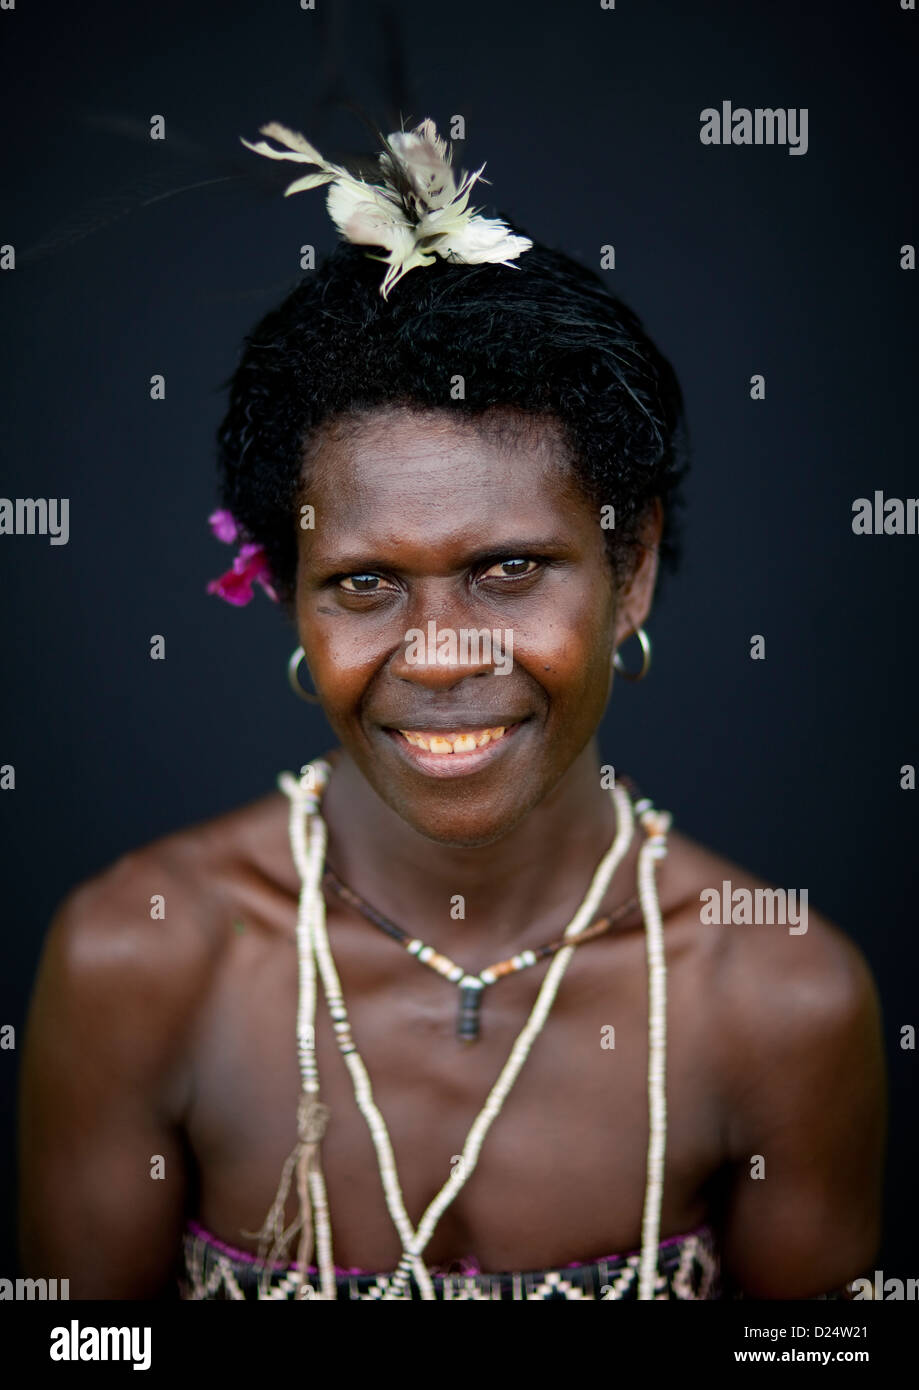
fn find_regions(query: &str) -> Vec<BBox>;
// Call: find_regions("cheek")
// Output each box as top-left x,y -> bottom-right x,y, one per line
513,597 -> 616,703
297,612 -> 382,708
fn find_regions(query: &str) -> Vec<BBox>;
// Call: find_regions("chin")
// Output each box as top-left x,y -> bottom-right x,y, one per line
386,789 -> 543,849
416,822 -> 520,850
412,826 -> 524,850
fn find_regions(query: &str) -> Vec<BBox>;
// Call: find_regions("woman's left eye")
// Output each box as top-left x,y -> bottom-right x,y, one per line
339,574 -> 389,593
481,558 -> 540,579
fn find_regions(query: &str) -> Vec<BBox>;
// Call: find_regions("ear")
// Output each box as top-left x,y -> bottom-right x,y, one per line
614,498 -> 663,646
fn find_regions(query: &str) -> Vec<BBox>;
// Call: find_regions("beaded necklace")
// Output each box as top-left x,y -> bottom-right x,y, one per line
259,757 -> 671,1301
323,863 -> 640,1042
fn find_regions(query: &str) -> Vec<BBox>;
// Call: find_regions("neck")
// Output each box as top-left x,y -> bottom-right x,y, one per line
315,740 -> 633,950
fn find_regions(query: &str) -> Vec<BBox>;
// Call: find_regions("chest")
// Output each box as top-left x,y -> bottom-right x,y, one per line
183,903 -> 725,1271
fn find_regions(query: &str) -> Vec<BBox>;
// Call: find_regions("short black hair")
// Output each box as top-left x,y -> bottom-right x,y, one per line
215,232 -> 690,610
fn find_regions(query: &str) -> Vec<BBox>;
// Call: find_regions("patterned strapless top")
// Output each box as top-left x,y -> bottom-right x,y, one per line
178,1219 -> 723,1301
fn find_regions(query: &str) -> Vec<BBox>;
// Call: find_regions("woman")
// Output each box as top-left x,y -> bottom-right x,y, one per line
17,122 -> 886,1301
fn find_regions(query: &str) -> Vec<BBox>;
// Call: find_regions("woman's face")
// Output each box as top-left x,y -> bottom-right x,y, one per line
295,406 -> 652,847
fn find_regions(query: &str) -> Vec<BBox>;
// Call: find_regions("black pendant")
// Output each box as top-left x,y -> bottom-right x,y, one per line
457,983 -> 484,1042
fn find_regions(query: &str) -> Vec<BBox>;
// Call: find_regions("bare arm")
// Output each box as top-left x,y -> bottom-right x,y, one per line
18,851 -> 213,1299
718,920 -> 887,1298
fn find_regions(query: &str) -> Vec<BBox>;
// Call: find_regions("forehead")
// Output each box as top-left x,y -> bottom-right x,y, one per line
303,406 -> 580,516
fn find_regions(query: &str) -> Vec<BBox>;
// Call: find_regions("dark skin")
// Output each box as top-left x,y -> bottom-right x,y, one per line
18,406 -> 886,1298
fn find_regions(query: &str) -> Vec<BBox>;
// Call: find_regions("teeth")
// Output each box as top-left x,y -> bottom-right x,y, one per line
398,725 -> 509,753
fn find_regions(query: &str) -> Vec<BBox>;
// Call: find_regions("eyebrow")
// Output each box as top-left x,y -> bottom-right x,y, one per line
317,538 -> 572,573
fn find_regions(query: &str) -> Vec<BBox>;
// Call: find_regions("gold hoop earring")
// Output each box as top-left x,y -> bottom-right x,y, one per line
612,627 -> 651,682
287,645 -> 322,704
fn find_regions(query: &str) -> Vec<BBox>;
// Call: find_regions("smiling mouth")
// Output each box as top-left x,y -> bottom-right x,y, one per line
381,721 -> 527,778
396,725 -> 509,754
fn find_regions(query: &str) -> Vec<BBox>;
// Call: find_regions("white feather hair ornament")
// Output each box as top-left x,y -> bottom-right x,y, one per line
240,117 -> 533,299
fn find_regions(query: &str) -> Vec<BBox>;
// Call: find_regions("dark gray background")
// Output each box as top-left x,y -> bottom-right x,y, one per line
1,0 -> 915,1285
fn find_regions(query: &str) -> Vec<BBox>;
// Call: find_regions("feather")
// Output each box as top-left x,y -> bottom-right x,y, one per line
242,121 -> 328,165
325,179 -> 411,249
239,114 -> 533,297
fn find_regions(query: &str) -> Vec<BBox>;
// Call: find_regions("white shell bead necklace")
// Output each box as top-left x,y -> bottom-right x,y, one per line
276,757 -> 671,1301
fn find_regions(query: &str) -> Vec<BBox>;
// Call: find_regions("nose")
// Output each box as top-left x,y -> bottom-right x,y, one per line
389,613 -> 511,689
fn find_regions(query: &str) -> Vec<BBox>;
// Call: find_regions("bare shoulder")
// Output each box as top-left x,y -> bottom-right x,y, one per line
53,791 -> 274,954
657,832 -> 887,1294
18,787 -> 296,1295
32,787 -> 293,1085
660,828 -> 883,1070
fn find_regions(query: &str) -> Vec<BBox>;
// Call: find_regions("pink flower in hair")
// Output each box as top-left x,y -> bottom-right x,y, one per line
207,510 -> 279,606
209,508 -> 239,544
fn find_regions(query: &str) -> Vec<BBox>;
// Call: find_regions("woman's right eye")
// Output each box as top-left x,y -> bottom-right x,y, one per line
339,574 -> 386,593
